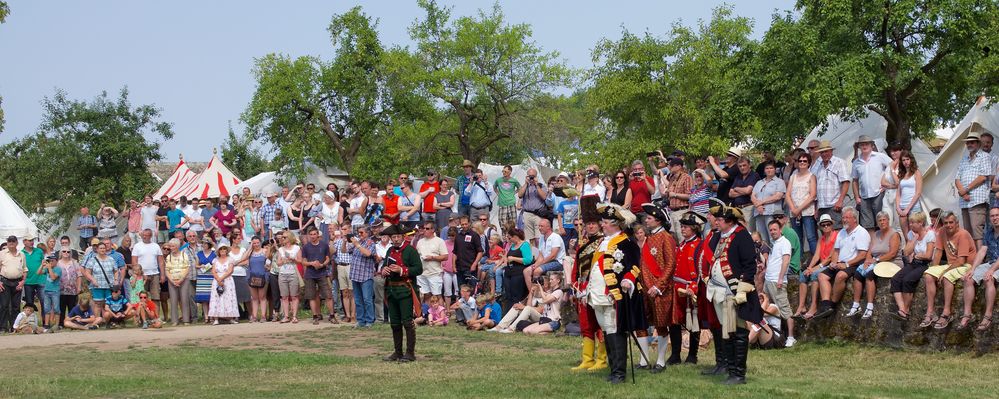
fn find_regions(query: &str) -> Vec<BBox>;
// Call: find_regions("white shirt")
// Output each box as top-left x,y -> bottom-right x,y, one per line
543,289 -> 564,321
229,247 -> 247,276
582,182 -> 606,202
907,230 -> 937,258
132,241 -> 163,276
835,225 -> 871,263
586,232 -> 620,306
765,236 -> 791,283
140,206 -> 158,231
376,241 -> 391,260
349,195 -> 366,226
416,236 -> 447,276
277,245 -> 301,275
851,151 -> 892,199
180,204 -> 196,229
539,232 -> 565,264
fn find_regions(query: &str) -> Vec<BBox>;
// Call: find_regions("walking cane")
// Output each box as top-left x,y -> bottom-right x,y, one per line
621,291 -> 650,384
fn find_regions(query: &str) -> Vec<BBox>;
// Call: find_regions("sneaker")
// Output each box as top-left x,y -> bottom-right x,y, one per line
785,336 -> 797,348
212,320 -> 220,325
87,325 -> 98,330
231,319 -> 239,324
861,308 -> 874,320
42,328 -> 50,334
499,328 -> 513,334
845,306 -> 861,317
142,321 -> 149,329
313,318 -> 320,325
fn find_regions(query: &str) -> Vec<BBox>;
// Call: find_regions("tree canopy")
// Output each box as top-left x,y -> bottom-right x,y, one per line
0,88 -> 173,232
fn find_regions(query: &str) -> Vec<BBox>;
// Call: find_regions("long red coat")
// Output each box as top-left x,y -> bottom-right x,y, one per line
694,230 -> 721,329
672,235 -> 700,325
639,228 -> 677,328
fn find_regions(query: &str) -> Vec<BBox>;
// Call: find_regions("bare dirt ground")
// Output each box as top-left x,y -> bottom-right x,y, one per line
0,320 -> 349,351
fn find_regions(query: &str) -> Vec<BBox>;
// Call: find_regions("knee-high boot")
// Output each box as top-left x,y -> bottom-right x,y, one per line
724,327 -> 749,385
701,327 -> 727,375
605,332 -> 628,384
667,325 -> 683,365
401,321 -> 417,362
686,329 -> 700,364
588,336 -> 608,371
571,337 -> 596,371
383,325 -> 403,361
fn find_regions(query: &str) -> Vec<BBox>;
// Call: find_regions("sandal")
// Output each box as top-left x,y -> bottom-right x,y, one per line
890,310 -> 909,321
279,318 -> 290,324
956,314 -> 976,330
918,313 -> 938,329
861,308 -> 874,320
976,316 -> 993,332
802,312 -> 815,320
292,318 -> 300,324
933,314 -> 952,330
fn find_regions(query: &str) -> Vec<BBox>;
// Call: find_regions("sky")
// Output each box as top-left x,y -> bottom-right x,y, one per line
0,0 -> 796,162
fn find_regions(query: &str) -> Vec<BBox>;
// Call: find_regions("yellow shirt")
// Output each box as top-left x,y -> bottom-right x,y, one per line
0,250 -> 27,280
165,252 -> 190,282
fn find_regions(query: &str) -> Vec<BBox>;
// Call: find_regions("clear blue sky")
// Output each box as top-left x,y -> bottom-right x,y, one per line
0,0 -> 795,163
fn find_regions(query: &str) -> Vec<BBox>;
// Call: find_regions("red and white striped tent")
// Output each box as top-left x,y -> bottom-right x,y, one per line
152,153 -> 241,199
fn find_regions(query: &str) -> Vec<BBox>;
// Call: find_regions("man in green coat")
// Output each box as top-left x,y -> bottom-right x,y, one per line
378,224 -> 423,362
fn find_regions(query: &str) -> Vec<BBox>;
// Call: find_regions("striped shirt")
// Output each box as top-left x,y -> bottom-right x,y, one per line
333,238 -> 352,265
348,238 -> 377,282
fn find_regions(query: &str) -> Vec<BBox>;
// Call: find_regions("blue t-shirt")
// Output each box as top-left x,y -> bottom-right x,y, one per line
68,305 -> 93,319
556,198 -> 579,229
43,266 -> 62,293
106,294 -> 129,313
167,209 -> 185,232
480,301 -> 502,324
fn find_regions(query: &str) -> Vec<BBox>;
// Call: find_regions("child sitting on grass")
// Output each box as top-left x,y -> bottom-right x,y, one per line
103,287 -> 129,328
14,304 -> 42,334
426,296 -> 448,326
467,293 -> 501,331
449,284 -> 476,325
64,299 -> 102,330
132,290 -> 163,329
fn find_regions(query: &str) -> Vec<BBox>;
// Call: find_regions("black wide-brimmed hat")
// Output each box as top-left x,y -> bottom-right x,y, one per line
641,202 -> 671,225
680,212 -> 707,227
380,224 -> 412,236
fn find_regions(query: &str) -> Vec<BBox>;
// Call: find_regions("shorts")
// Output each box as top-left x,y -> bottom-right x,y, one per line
107,315 -> 127,323
547,319 -> 562,331
521,212 -> 541,242
417,274 -> 443,296
821,264 -> 857,280
763,281 -> 792,319
144,276 -> 162,301
971,263 -> 999,284
42,291 -> 60,314
443,272 -> 458,297
303,276 -> 331,300
91,288 -> 111,302
961,204 -> 988,241
539,260 -> 564,273
924,264 -> 971,284
157,230 -> 170,243
799,265 -> 827,284
857,192 -> 884,230
278,273 -> 300,297
337,265 -> 352,290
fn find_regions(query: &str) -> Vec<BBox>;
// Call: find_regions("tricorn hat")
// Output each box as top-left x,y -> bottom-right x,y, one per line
596,203 -> 637,225
380,224 -> 413,236
680,212 -> 707,227
641,202 -> 671,226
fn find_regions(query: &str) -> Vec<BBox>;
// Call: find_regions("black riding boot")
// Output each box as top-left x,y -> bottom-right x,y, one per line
401,321 -> 417,362
383,325 -> 403,361
666,325 -> 683,365
686,329 -> 700,364
724,327 -> 749,385
701,327 -> 727,375
605,333 -> 628,384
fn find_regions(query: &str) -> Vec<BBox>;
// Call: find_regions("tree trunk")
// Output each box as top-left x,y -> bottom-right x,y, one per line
884,109 -> 912,150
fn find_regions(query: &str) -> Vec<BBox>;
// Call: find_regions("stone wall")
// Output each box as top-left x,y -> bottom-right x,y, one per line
789,275 -> 997,355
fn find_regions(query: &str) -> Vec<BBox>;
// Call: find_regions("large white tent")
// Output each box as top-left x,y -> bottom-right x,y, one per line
800,109 -> 938,168
152,158 -> 198,199
921,97 -> 999,212
0,185 -> 39,240
234,162 -> 351,199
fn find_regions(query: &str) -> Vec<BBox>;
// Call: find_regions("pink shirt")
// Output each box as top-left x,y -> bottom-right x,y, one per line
127,207 -> 142,233
428,305 -> 448,325
442,240 -> 455,273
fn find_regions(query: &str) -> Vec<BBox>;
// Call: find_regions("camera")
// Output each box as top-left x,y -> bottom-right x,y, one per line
528,175 -> 535,181
346,233 -> 356,241
646,151 -> 659,158
532,276 -> 545,285
631,172 -> 642,177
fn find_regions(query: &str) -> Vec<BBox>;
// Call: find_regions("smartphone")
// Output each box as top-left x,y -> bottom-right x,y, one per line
646,151 -> 659,157
346,234 -> 356,241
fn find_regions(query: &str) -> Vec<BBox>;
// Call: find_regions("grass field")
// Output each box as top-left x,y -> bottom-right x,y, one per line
1,324 -> 997,398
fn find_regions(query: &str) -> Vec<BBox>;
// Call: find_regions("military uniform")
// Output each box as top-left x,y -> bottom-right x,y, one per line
668,211 -> 707,365
637,202 -> 677,372
380,224 -> 423,362
570,195 -> 607,372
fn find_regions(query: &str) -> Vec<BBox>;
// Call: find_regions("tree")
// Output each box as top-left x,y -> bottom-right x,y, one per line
243,7 -> 418,178
0,88 -> 173,232
588,6 -> 759,160
401,0 -> 574,165
746,0 -> 999,148
221,124 -> 270,180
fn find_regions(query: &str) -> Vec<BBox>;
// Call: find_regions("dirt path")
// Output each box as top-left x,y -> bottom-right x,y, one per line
0,320 -> 349,350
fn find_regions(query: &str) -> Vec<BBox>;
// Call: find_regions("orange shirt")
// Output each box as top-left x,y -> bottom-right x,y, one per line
420,181 -> 440,213
935,228 -> 977,266
383,194 -> 400,224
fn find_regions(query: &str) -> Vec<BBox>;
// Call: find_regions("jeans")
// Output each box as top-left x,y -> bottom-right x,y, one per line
331,277 -> 345,317
352,279 -> 375,326
495,267 -> 505,294
560,228 -> 578,252
457,202 -> 470,218
790,215 -> 818,254
0,278 -> 23,332
373,275 -> 386,322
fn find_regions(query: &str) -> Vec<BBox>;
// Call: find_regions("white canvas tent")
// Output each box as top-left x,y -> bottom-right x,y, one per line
921,97 -> 999,212
234,163 -> 350,199
800,109 -> 937,168
152,152 -> 242,199
0,185 -> 39,240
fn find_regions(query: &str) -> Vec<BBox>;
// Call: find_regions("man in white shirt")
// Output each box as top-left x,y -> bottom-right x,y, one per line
814,208 -> 870,319
139,196 -> 159,238
524,219 -> 565,284
851,136 -> 892,231
131,229 -> 165,308
764,220 -> 795,347
415,221 -> 448,303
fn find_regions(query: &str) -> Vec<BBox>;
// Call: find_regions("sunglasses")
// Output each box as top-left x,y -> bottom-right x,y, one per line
797,159 -> 809,164
820,223 -> 833,227
139,296 -> 148,299
479,219 -> 488,222
807,146 -> 818,150
61,250 -> 70,253
615,176 -> 625,179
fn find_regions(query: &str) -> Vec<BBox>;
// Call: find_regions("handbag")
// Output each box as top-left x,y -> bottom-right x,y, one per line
248,275 -> 265,288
